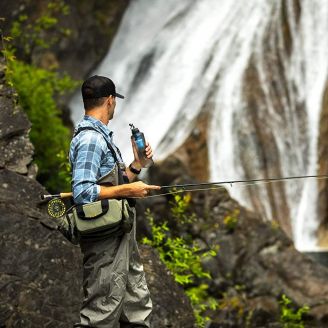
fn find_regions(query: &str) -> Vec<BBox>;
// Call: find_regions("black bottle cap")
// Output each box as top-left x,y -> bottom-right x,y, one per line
129,123 -> 139,135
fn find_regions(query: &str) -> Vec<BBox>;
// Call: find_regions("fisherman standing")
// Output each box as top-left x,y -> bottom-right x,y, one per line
69,75 -> 160,327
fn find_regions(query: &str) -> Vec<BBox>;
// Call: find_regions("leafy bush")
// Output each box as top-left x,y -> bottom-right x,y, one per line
2,0 -> 78,192
9,1 -> 71,62
143,193 -> 218,327
169,192 -> 196,224
4,49 -> 76,192
279,294 -> 309,328
223,209 -> 239,232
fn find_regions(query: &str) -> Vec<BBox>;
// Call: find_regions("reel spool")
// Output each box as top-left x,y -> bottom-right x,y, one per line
47,198 -> 66,218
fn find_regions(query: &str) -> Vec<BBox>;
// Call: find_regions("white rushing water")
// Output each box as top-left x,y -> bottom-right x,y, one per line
289,1 -> 328,250
69,0 -> 328,251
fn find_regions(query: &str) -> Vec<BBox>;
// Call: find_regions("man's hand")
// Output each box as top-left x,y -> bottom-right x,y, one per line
128,141 -> 154,181
144,142 -> 153,160
131,141 -> 153,169
127,181 -> 160,198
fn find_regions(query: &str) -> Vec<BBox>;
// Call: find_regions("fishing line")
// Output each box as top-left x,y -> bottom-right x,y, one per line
160,174 -> 328,190
140,174 -> 328,199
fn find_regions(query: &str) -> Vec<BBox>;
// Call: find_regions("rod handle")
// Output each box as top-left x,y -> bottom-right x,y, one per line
41,192 -> 73,200
59,192 -> 73,198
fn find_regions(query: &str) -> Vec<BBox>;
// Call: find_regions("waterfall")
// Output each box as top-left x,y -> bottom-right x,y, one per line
288,1 -> 328,250
69,0 -> 328,251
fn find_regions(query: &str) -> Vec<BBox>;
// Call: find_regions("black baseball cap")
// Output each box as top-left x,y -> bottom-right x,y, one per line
81,75 -> 124,100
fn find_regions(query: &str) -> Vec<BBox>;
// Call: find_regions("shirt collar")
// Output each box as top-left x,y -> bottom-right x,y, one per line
82,115 -> 113,138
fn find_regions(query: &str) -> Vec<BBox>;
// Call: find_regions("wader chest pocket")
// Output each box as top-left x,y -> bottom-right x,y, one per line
72,199 -> 126,238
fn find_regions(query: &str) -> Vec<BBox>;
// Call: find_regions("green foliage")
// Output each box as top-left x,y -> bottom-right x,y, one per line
279,294 -> 309,328
6,58 -> 75,191
143,194 -> 218,327
9,1 -> 70,60
223,209 -> 239,232
186,284 -> 218,327
169,192 -> 196,224
2,1 -> 77,192
143,213 -> 214,285
57,149 -> 72,188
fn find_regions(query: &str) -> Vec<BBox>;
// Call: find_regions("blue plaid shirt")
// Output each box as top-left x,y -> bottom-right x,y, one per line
69,115 -> 124,204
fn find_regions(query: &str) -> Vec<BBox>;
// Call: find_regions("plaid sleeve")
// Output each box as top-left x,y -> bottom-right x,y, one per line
71,131 -> 106,204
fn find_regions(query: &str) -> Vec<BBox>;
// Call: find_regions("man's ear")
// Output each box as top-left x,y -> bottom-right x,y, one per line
108,95 -> 115,105
105,96 -> 111,106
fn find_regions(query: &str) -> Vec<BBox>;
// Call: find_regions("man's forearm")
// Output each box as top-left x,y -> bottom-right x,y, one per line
98,180 -> 160,199
98,184 -> 135,199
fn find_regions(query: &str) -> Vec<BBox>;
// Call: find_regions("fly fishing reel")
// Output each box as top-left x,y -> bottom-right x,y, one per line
47,198 -> 66,218
41,192 -> 72,218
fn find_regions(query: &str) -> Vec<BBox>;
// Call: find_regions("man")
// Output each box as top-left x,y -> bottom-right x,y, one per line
69,75 -> 160,328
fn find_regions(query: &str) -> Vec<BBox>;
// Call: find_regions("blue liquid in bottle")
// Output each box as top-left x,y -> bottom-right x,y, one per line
129,124 -> 154,168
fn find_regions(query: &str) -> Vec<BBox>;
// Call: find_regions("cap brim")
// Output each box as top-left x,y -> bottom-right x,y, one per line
115,92 -> 124,99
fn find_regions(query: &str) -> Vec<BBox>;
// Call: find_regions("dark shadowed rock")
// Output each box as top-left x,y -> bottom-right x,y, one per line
0,62 -> 34,176
141,245 -> 196,328
0,53 -> 82,326
0,169 -> 82,327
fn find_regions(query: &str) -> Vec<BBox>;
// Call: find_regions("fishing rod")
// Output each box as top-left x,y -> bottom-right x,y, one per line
160,174 -> 328,189
41,174 -> 328,218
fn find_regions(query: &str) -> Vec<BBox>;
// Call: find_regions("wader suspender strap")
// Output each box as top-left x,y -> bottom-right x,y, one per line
73,126 -> 129,185
74,126 -> 136,209
74,126 -> 120,163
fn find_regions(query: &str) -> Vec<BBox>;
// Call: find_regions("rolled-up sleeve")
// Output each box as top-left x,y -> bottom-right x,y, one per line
71,132 -> 106,204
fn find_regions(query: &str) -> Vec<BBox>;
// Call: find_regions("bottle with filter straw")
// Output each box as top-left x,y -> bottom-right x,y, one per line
129,123 -> 154,168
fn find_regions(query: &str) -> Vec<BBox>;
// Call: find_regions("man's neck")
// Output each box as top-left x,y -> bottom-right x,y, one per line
85,108 -> 109,125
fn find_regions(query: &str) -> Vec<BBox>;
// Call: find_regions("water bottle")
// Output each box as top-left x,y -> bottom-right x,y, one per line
129,123 -> 154,168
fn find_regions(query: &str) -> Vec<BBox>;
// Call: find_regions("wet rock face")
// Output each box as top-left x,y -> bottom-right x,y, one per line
173,111 -> 210,182
317,80 -> 328,247
236,0 -> 307,237
0,62 -> 34,176
147,155 -> 328,327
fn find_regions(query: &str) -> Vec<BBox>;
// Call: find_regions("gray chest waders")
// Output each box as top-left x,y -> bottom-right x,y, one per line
65,127 -> 136,242
71,128 -> 152,328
